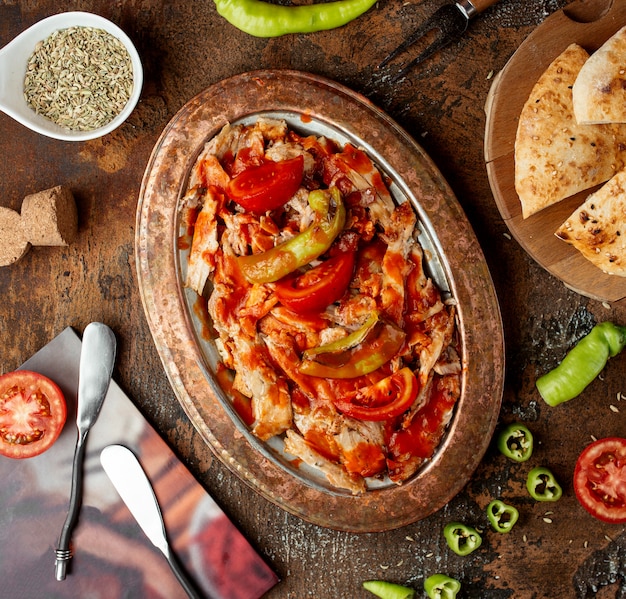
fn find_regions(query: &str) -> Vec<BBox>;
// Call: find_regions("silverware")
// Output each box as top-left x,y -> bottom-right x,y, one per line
379,0 -> 501,81
54,322 -> 116,580
100,444 -> 203,599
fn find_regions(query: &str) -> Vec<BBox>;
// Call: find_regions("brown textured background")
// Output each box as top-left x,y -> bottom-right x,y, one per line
1,1 -> 625,597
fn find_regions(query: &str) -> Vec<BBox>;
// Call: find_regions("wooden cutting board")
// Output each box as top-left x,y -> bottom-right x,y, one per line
484,0 -> 626,302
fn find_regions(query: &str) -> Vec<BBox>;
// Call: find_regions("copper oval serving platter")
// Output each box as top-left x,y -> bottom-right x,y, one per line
484,0 -> 626,302
136,70 -> 504,532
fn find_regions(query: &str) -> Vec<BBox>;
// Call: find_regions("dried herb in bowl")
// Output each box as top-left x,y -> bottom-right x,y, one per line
23,26 -> 133,132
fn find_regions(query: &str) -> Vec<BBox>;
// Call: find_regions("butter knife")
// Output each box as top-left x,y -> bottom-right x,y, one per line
100,444 -> 203,599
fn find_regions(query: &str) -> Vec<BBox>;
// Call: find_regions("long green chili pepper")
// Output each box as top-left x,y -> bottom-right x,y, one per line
443,522 -> 482,556
487,499 -> 519,533
362,580 -> 416,599
497,422 -> 533,462
526,466 -> 562,502
214,0 -> 378,38
424,574 -> 461,599
536,321 -> 626,406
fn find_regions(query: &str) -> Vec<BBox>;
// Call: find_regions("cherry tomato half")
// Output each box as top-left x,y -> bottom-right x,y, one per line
573,437 -> 626,524
275,251 -> 355,314
227,155 -> 304,213
0,370 -> 67,459
333,368 -> 418,421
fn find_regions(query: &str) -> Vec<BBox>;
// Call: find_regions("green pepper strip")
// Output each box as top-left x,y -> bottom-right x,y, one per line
303,312 -> 379,359
497,422 -> 533,463
214,0 -> 378,38
443,522 -> 482,556
237,187 -> 345,284
299,319 -> 405,379
424,574 -> 461,599
363,580 -> 416,599
526,466 -> 562,502
487,499 -> 519,533
536,321 -> 626,406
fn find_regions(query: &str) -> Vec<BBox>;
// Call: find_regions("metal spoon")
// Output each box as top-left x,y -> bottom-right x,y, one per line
54,322 -> 116,581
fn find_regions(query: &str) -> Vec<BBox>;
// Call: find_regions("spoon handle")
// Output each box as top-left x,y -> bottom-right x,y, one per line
54,431 -> 88,580
166,549 -> 204,599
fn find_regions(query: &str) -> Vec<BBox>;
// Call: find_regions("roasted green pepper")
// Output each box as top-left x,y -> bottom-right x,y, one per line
487,499 -> 519,533
497,422 -> 533,463
536,321 -> 626,406
443,522 -> 482,556
237,187 -> 345,284
214,0 -> 378,38
298,317 -> 405,379
526,466 -> 562,502
424,574 -> 461,599
362,580 -> 415,599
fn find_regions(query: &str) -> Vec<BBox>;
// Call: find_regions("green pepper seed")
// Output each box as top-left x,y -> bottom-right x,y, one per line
214,0 -> 378,38
424,574 -> 461,599
536,321 -> 626,406
526,466 -> 562,502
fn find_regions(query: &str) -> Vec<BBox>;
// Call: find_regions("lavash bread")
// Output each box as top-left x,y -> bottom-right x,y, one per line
514,43 -> 626,219
556,169 -> 626,277
573,26 -> 626,125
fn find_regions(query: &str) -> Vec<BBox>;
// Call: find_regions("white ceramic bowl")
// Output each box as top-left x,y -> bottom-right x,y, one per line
0,12 -> 143,141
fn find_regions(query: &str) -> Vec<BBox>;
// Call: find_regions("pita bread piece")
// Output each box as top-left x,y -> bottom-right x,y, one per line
515,43 -> 626,219
556,169 -> 626,277
573,26 -> 626,125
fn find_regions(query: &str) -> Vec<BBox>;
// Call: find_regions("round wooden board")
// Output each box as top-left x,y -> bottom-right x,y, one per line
484,0 -> 626,302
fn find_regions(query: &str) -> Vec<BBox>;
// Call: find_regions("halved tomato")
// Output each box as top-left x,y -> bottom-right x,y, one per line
333,367 -> 418,421
573,437 -> 626,524
0,370 -> 67,459
275,251 -> 355,314
227,155 -> 304,213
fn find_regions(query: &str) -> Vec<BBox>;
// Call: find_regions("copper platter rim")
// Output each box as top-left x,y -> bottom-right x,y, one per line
135,69 -> 505,532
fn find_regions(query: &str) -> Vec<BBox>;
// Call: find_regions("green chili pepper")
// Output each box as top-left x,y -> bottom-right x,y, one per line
362,580 -> 415,599
237,187 -> 345,284
424,574 -> 461,599
526,466 -> 562,502
486,499 -> 519,533
536,321 -> 626,406
214,0 -> 378,37
443,522 -> 482,556
497,422 -> 533,463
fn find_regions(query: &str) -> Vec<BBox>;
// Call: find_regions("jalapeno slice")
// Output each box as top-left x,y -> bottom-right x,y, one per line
486,499 -> 520,533
526,466 -> 563,502
443,522 -> 482,556
424,574 -> 461,599
497,422 -> 533,463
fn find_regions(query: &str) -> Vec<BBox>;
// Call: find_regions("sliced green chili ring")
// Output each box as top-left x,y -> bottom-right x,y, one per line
497,422 -> 534,463
237,187 -> 345,284
487,499 -> 519,533
526,466 -> 562,502
362,580 -> 416,599
424,574 -> 461,599
443,522 -> 482,556
536,321 -> 626,406
214,0 -> 378,38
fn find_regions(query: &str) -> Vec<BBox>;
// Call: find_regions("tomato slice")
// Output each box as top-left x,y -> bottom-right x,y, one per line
275,251 -> 355,313
574,437 -> 626,524
333,368 -> 418,421
226,155 -> 304,213
0,370 -> 67,459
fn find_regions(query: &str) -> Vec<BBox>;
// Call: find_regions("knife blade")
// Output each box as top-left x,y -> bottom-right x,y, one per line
100,444 -> 203,599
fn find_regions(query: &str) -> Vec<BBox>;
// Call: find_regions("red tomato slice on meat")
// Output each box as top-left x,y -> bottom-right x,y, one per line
227,155 -> 304,213
275,251 -> 355,314
0,370 -> 67,459
333,368 -> 418,421
574,437 -> 626,524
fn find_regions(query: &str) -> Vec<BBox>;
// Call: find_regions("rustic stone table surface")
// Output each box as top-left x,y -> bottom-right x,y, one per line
1,1 -> 625,597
